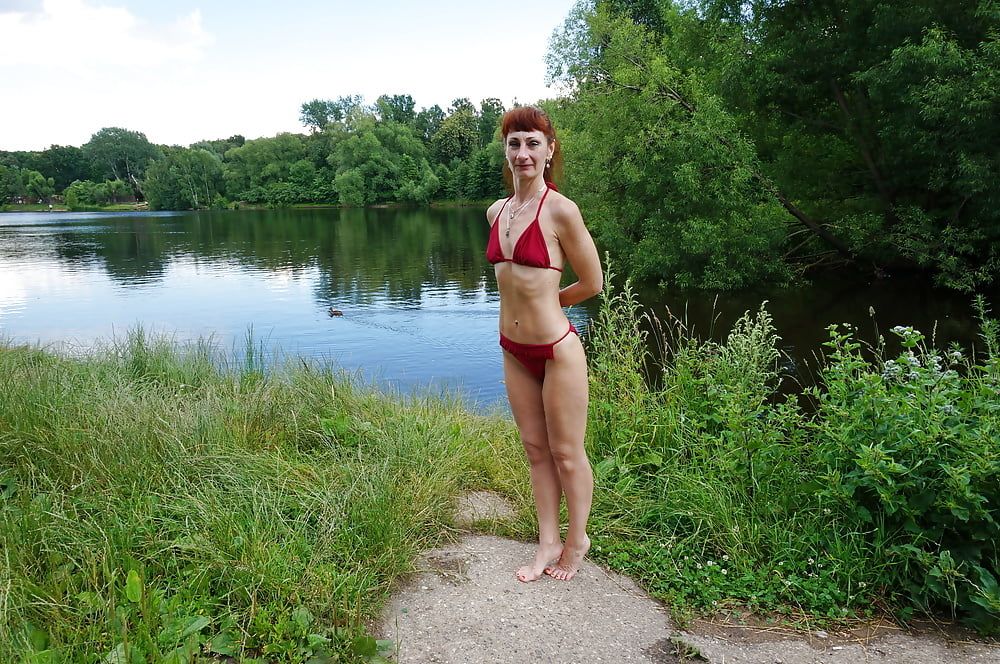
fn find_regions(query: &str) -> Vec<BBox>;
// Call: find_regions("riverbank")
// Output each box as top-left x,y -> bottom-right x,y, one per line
1,202 -> 147,213
2,284 -> 997,661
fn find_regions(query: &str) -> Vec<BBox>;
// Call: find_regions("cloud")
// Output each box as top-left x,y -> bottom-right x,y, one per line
0,0 -> 212,71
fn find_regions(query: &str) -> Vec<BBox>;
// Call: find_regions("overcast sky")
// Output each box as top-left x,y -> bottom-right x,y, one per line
0,0 -> 578,151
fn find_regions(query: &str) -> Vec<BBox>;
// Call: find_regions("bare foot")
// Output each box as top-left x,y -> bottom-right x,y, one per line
515,541 -> 563,583
545,535 -> 590,581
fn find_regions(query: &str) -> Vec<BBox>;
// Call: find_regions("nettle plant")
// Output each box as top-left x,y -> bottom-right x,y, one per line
809,305 -> 1000,632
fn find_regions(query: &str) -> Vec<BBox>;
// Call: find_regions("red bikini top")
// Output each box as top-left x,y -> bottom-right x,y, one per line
486,186 -> 562,272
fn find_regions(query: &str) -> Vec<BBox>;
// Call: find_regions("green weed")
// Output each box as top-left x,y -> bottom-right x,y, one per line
584,271 -> 998,633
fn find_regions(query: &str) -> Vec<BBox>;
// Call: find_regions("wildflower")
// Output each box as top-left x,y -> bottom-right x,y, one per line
722,554 -> 730,561
808,558 -> 814,565
948,350 -> 963,363
881,360 -> 901,381
707,560 -> 714,566
859,581 -> 867,588
722,569 -> 728,575
696,563 -> 703,569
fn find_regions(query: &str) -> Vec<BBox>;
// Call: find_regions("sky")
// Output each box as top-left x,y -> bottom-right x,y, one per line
0,0 -> 579,151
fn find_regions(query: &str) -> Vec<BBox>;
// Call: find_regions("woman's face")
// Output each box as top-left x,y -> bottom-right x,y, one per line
506,130 -> 553,179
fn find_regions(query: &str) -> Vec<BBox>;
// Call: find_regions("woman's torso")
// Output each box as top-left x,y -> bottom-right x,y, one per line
487,191 -> 570,343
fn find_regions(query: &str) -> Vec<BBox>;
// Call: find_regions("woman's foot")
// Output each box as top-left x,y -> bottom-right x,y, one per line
515,541 -> 563,582
545,535 -> 590,581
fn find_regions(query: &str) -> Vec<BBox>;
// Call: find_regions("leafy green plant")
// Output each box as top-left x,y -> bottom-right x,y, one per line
809,311 -> 1000,631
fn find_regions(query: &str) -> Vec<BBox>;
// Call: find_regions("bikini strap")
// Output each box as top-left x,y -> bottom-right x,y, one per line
533,186 -> 551,222
493,195 -> 514,227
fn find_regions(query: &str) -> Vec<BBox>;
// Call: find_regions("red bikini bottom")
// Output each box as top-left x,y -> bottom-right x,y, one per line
499,323 -> 578,381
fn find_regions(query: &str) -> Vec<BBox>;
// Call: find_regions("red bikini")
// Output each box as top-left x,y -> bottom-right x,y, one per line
487,184 -> 577,381
486,186 -> 563,272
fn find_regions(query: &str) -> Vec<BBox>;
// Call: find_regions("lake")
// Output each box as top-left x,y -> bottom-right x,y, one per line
1,208 -> 994,408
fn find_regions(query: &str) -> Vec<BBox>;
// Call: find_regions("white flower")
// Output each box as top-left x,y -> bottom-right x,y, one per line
722,569 -> 728,575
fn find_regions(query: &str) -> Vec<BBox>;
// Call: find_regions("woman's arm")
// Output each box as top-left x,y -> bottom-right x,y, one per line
552,196 -> 603,307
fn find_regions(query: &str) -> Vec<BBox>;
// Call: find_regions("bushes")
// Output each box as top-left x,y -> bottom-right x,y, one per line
586,277 -> 999,631
809,301 -> 1000,629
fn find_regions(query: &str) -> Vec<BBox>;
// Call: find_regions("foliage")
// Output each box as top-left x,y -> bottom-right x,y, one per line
547,0 -> 1000,290
2,92 -> 509,212
82,127 -> 162,198
144,148 -> 225,210
0,165 -> 58,204
809,310 -> 1000,629
584,270 -> 999,631
547,4 -> 790,289
64,179 -> 133,208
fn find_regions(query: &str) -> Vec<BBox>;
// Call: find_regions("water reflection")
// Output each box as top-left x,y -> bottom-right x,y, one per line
1,209 -> 996,407
0,208 -> 551,407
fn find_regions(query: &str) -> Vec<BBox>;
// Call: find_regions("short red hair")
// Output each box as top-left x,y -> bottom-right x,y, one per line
500,105 -> 563,192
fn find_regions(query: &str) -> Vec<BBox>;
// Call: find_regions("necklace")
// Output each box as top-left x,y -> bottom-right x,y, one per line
506,184 -> 545,238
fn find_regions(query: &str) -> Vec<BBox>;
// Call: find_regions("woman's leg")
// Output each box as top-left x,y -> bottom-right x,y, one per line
541,334 -> 593,580
504,352 -> 564,582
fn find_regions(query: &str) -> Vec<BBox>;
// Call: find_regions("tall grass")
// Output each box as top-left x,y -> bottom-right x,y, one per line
585,276 -> 999,633
0,332 -> 522,662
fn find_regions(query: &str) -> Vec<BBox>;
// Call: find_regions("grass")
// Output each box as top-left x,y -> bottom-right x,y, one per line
1,203 -> 70,212
0,332 -> 525,662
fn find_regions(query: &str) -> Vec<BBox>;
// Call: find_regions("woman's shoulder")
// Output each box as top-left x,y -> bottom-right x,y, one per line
544,189 -> 582,224
486,197 -> 509,225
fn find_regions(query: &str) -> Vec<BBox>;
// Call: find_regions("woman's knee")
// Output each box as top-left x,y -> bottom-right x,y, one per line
549,444 -> 588,474
521,435 -> 552,465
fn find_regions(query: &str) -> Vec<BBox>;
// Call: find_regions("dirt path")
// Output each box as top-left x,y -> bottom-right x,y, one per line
377,492 -> 999,663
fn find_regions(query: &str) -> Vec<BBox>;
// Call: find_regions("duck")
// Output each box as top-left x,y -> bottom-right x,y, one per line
328,307 -> 343,317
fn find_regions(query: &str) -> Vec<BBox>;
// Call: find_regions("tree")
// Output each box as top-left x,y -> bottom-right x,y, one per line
82,127 -> 161,199
24,170 -> 55,202
375,94 -> 417,125
546,2 -> 790,289
478,98 -> 506,147
144,148 -> 223,210
299,95 -> 366,132
0,165 -> 25,204
431,108 -> 480,164
190,135 -> 245,159
414,104 -> 445,145
34,145 -> 89,191
546,0 -> 1000,290
448,97 -> 476,115
223,133 -> 306,201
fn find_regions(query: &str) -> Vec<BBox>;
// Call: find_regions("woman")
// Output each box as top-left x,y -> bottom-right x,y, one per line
485,106 -> 602,582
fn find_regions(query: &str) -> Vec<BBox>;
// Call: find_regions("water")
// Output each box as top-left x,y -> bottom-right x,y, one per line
1,208 -> 994,407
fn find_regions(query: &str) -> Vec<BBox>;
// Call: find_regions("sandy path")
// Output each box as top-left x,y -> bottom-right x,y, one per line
377,493 -> 999,664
